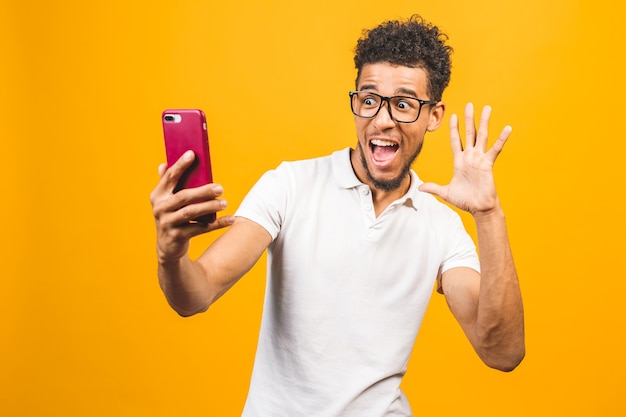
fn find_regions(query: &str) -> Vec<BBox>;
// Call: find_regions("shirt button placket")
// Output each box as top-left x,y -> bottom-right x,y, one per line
360,186 -> 374,220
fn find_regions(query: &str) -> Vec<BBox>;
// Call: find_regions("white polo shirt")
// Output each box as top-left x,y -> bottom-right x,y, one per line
236,148 -> 479,417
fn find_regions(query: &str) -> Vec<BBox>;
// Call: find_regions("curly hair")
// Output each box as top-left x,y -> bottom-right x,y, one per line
354,15 -> 453,102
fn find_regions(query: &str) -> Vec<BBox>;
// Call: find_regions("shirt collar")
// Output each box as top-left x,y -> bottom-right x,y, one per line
332,147 -> 422,210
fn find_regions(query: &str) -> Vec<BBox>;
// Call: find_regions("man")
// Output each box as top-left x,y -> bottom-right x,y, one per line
150,15 -> 525,416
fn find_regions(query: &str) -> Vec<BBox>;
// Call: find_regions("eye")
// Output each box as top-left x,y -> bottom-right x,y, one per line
362,96 -> 379,107
396,100 -> 413,110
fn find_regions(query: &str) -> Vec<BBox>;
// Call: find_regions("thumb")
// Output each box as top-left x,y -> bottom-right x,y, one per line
418,182 -> 446,199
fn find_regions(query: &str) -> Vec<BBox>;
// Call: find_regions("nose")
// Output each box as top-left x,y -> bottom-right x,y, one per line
373,99 -> 397,129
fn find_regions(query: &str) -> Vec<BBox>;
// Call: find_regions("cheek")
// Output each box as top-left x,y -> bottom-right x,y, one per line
399,125 -> 427,145
354,119 -> 369,141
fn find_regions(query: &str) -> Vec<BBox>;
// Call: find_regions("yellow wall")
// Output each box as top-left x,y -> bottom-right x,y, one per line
2,0 -> 625,415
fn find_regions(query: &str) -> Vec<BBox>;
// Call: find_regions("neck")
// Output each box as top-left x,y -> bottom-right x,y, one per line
370,175 -> 411,216
350,147 -> 411,216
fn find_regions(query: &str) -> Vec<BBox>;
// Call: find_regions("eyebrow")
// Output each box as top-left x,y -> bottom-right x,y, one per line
359,84 -> 377,92
358,85 -> 418,98
395,87 -> 418,97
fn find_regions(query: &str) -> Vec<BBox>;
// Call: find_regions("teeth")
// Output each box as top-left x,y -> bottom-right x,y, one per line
371,139 -> 397,147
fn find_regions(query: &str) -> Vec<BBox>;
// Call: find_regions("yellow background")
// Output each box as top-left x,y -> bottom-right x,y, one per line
2,0 -> 625,415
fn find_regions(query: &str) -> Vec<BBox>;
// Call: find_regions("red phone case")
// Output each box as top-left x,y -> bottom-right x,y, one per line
162,109 -> 215,223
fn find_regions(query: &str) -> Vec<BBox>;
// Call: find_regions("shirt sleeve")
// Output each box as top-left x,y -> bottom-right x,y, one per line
235,164 -> 289,241
437,211 -> 480,294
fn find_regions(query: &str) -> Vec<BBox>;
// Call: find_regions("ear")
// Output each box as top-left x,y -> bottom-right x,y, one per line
426,101 -> 445,132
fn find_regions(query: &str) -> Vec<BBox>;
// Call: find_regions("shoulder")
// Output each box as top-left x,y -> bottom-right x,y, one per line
275,149 -> 343,173
269,148 -> 351,187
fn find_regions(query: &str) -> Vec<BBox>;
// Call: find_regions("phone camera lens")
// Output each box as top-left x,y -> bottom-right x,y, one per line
164,115 -> 174,122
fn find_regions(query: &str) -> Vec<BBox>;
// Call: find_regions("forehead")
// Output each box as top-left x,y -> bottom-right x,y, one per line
358,62 -> 429,97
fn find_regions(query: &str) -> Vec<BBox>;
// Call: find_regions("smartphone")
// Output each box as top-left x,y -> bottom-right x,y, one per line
162,109 -> 215,224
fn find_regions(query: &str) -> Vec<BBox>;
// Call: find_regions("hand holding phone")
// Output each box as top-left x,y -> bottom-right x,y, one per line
162,109 -> 216,224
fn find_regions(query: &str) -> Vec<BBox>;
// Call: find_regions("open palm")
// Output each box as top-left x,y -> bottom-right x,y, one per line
419,103 -> 512,216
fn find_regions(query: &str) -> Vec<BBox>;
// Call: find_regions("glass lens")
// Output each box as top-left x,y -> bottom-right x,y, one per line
389,96 -> 420,122
351,92 -> 420,122
352,92 -> 381,118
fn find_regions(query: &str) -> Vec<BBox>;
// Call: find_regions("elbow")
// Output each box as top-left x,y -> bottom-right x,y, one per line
474,319 -> 526,372
175,308 -> 205,318
168,299 -> 210,318
174,306 -> 209,318
480,344 -> 526,372
485,352 -> 525,372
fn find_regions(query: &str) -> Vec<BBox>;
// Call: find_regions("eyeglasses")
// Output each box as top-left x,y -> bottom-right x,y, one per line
349,91 -> 437,123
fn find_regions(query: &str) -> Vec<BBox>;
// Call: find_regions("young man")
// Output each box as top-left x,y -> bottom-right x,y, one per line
150,15 -> 525,416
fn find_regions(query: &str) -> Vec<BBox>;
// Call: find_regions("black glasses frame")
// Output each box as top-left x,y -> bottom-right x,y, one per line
349,90 -> 438,123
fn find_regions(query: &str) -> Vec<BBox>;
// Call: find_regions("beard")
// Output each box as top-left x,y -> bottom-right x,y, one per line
358,140 -> 423,192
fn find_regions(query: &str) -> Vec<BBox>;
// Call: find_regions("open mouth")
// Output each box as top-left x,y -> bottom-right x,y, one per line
370,139 -> 399,167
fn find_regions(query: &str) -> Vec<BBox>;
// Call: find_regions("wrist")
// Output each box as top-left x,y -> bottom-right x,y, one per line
157,245 -> 187,266
472,201 -> 505,223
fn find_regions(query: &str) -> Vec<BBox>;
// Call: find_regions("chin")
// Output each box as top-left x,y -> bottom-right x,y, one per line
361,155 -> 407,192
361,143 -> 423,192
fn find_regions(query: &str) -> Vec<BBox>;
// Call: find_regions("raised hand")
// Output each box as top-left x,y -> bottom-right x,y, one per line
418,103 -> 512,217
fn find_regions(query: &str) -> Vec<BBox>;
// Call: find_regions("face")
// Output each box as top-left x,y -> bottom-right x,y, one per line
351,62 -> 444,194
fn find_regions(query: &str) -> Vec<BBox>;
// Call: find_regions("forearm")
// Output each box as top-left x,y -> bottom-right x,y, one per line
158,255 -> 214,317
156,218 -> 272,317
473,204 -> 525,370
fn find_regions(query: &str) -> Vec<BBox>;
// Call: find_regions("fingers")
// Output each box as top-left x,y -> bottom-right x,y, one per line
151,150 -> 202,212
150,149 -> 233,264
172,183 -> 225,209
487,125 -> 513,161
151,181 -> 232,262
151,151 -> 196,207
418,182 -> 447,200
160,150 -> 196,191
208,215 -> 236,231
449,113 -> 463,153
161,183 -> 229,225
464,102 -> 476,148
455,103 -> 510,158
158,163 -> 168,178
176,213 -> 236,239
476,105 -> 492,151
474,104 -> 513,161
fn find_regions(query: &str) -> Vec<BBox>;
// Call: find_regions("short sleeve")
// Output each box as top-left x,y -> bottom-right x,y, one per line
235,165 -> 289,241
437,212 -> 480,294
